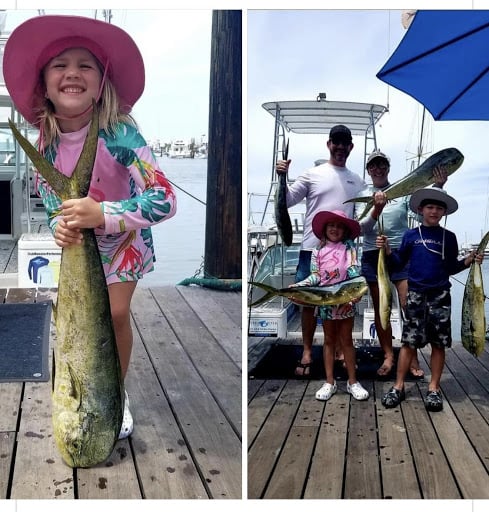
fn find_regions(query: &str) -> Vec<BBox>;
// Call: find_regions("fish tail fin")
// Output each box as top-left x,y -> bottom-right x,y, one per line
248,281 -> 279,307
8,120 -> 72,198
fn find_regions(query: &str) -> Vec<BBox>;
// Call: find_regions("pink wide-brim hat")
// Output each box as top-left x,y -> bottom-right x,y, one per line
312,209 -> 361,240
3,15 -> 145,126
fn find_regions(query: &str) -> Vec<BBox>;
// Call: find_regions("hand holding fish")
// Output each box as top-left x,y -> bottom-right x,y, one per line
276,159 -> 291,175
433,164 -> 448,187
54,218 -> 83,247
61,196 -> 105,230
464,250 -> 484,267
376,234 -> 391,255
371,191 -> 388,219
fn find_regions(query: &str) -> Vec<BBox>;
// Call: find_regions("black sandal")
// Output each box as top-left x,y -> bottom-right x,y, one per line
294,360 -> 312,378
381,386 -> 405,408
425,390 -> 443,412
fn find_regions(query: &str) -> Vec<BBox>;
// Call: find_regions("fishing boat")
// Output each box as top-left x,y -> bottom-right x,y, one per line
247,93 -> 408,365
0,28 -> 56,289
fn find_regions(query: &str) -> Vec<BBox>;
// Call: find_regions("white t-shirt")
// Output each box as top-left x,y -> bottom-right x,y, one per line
286,162 -> 366,249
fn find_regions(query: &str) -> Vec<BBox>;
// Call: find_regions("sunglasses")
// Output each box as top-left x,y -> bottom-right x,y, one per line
330,137 -> 352,146
367,162 -> 389,171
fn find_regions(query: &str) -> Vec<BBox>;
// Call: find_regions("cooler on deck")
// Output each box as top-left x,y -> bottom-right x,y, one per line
18,233 -> 61,288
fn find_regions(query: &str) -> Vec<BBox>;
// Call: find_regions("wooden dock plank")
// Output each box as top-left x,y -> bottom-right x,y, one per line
375,380 -> 421,499
343,382 -> 381,499
77,440 -> 141,499
247,379 -> 307,498
263,381 -> 323,499
130,287 -> 241,499
0,432 -> 15,498
443,349 -> 489,471
303,393 -> 350,499
247,379 -> 285,446
149,286 -> 241,434
401,394 -> 461,499
0,383 -> 23,431
176,286 -> 241,367
10,378 -> 74,499
247,378 -> 263,401
124,318 -> 208,499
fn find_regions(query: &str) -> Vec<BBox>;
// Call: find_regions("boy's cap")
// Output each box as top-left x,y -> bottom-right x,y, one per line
409,187 -> 458,215
329,125 -> 352,141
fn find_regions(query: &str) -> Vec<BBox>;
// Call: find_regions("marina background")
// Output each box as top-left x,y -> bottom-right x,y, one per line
140,156 -> 207,287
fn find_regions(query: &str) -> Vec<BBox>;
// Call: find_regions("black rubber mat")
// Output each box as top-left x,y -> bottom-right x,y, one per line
0,302 -> 52,382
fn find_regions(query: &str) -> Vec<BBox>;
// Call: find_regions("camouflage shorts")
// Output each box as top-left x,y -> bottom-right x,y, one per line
402,289 -> 452,349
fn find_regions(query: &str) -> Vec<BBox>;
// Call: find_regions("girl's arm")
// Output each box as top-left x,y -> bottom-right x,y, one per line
101,128 -> 176,234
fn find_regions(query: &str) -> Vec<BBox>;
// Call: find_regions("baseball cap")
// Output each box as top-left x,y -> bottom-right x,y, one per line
366,150 -> 390,167
329,125 -> 352,142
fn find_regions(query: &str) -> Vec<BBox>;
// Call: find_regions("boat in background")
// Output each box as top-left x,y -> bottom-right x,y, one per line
247,93 -> 399,343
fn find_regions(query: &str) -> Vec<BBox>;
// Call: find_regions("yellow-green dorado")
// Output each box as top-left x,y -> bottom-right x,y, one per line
377,242 -> 392,331
9,101 -> 123,468
248,276 -> 368,308
345,147 -> 464,220
461,231 -> 489,357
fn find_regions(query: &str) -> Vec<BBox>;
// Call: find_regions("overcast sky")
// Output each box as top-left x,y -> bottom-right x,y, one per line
2,9 -> 212,144
248,9 -> 489,245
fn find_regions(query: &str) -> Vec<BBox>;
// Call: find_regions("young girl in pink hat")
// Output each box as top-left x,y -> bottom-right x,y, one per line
4,15 -> 177,439
290,209 -> 369,401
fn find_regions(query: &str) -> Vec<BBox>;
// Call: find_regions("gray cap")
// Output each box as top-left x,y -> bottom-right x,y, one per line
366,150 -> 390,167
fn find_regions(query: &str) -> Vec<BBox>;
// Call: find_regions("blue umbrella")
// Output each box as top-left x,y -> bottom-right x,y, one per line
377,10 -> 489,120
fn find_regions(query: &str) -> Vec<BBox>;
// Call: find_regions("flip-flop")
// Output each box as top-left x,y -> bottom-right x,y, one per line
409,367 -> 425,379
294,360 -> 312,378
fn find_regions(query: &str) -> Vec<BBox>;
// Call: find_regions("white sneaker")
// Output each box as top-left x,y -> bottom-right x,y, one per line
118,390 -> 134,439
347,381 -> 369,401
315,381 -> 337,401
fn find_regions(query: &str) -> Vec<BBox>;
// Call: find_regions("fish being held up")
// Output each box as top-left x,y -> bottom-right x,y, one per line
377,220 -> 392,331
274,139 -> 293,246
345,147 -> 464,220
461,230 -> 489,357
9,101 -> 123,468
248,276 -> 368,308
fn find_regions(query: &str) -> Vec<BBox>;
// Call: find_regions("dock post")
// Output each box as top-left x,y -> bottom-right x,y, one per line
204,10 -> 242,279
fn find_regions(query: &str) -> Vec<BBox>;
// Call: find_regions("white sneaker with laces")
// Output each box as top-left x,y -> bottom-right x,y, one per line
118,390 -> 134,440
347,381 -> 369,400
315,381 -> 337,401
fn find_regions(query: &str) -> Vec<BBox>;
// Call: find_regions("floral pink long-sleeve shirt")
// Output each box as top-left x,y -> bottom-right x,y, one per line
37,121 -> 177,284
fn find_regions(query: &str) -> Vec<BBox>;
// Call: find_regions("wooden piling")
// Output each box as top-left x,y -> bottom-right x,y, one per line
204,10 -> 242,280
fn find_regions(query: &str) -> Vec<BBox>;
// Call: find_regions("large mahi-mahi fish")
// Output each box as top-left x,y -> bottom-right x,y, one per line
377,219 -> 392,331
274,139 -> 293,246
345,147 -> 464,220
461,230 -> 489,357
248,276 -> 368,308
9,101 -> 123,468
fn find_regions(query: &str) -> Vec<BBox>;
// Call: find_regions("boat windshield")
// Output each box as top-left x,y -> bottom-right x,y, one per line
253,243 -> 300,283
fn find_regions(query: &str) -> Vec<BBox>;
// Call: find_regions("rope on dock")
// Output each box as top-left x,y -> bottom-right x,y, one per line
177,276 -> 241,290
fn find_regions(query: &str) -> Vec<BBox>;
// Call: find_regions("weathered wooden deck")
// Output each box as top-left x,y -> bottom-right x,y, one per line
0,282 -> 242,499
248,336 -> 489,499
